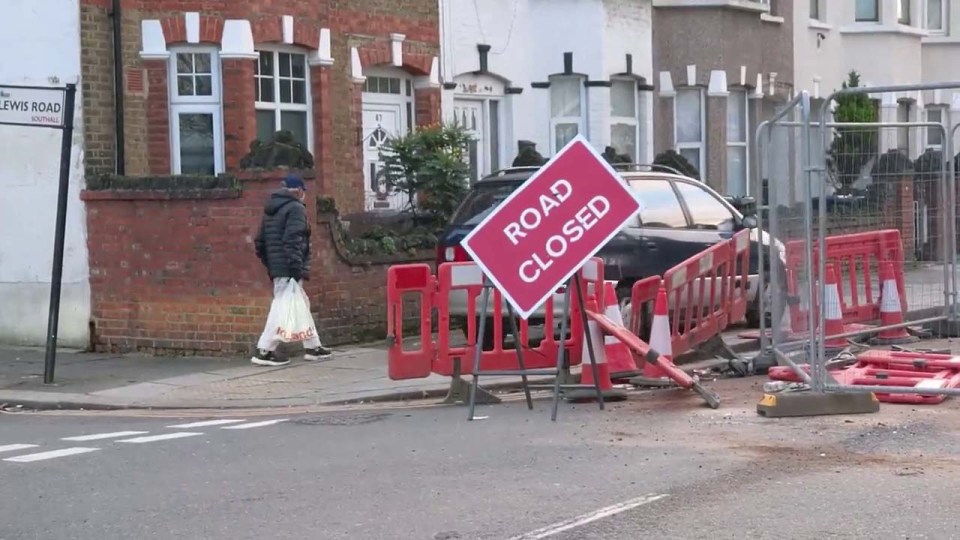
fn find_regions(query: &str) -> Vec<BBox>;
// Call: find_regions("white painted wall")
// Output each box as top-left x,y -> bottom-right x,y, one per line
440,0 -> 653,163
793,0 -> 925,99
0,0 -> 89,347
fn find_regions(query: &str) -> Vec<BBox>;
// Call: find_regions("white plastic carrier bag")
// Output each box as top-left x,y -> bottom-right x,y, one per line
264,278 -> 318,343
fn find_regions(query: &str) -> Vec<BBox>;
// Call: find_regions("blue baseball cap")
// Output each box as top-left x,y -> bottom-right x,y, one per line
281,175 -> 307,191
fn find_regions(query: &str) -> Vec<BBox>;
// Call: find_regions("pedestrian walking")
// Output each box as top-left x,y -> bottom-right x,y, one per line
251,175 -> 332,366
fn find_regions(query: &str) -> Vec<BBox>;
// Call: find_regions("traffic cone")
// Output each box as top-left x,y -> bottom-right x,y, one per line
870,261 -> 918,345
565,291 -> 627,403
601,281 -> 641,381
629,285 -> 675,387
823,263 -> 849,352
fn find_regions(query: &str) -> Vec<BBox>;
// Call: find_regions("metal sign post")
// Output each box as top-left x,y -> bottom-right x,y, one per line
0,83 -> 76,384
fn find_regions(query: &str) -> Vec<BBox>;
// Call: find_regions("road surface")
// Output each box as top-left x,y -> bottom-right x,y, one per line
2,380 -> 959,539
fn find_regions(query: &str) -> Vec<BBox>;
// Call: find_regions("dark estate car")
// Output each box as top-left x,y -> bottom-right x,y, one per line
436,165 -> 787,342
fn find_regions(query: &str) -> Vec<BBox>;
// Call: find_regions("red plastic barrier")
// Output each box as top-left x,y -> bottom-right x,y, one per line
785,229 -> 906,330
432,259 -> 604,375
768,349 -> 960,405
386,264 -> 436,380
385,258 -> 606,381
628,275 -> 661,337
661,229 -> 751,356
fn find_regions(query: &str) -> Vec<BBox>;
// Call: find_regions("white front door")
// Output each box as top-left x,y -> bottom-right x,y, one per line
361,102 -> 407,211
454,99 -> 486,184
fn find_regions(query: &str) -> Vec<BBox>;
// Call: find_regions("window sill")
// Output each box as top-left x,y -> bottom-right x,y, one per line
808,20 -> 832,31
839,23 -> 927,37
652,0 -> 769,14
760,13 -> 784,24
922,34 -> 958,44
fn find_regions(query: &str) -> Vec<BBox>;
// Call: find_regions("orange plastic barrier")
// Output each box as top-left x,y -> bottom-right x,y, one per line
386,264 -> 436,380
660,229 -> 751,356
785,229 -> 906,330
386,258 -> 606,381
768,349 -> 960,405
627,275 -> 661,337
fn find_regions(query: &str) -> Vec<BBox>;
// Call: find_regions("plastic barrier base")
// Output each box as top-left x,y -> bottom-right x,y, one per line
737,323 -> 876,342
442,373 -> 501,406
757,391 -> 880,418
563,386 -> 629,403
586,309 -> 721,409
628,375 -> 677,388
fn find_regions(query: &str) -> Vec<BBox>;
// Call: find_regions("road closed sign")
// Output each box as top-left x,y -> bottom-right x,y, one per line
460,135 -> 642,319
0,85 -> 66,128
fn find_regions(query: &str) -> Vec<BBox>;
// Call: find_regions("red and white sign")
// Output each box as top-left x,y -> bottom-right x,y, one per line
460,136 -> 642,319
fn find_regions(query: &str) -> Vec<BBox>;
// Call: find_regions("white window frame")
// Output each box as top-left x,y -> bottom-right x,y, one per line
168,46 -> 224,175
898,0 -> 911,24
673,87 -> 706,176
726,89 -> 749,197
254,47 -> 313,151
610,78 -> 641,162
549,75 -> 586,154
461,98 -> 505,178
362,67 -> 416,133
810,0 -> 822,20
926,106 -> 946,149
897,99 -> 912,154
925,0 -> 947,33
856,0 -> 880,21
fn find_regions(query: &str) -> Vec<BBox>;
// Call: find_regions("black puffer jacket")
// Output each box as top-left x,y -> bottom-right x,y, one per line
254,190 -> 311,280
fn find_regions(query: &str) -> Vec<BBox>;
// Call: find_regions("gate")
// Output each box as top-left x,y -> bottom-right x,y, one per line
755,82 -> 960,400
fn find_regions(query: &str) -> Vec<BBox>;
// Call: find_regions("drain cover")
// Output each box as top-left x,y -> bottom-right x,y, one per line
291,412 -> 392,426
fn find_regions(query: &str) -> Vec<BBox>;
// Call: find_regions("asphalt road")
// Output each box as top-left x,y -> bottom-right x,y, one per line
2,384 -> 960,539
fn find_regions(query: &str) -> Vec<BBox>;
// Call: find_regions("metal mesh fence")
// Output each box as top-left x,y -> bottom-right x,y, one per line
756,85 -> 960,397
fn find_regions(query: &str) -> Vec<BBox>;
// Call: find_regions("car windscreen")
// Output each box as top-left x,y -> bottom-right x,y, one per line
449,182 -> 518,226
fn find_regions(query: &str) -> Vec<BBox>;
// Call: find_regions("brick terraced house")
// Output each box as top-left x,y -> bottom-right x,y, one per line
81,0 -> 441,213
74,0 -> 443,353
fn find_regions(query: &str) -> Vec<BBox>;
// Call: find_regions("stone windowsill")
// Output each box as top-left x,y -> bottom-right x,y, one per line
808,20 -> 833,31
652,0 -> 769,14
839,23 -> 927,38
760,13 -> 784,24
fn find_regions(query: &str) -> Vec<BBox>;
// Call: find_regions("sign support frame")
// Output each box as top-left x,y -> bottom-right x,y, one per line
466,266 -> 607,422
0,83 -> 77,384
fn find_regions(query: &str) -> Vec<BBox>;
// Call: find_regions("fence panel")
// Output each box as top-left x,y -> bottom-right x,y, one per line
756,83 -> 960,400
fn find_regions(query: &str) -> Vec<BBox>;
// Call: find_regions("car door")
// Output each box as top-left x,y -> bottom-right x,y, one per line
628,179 -> 699,277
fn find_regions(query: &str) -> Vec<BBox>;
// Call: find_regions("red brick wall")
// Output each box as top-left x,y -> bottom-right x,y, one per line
79,0 -> 441,214
81,172 -> 431,354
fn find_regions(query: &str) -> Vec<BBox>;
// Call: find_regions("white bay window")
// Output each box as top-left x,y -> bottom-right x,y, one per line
726,89 -> 749,196
926,0 -> 946,32
856,0 -> 879,21
610,79 -> 640,162
674,88 -> 705,175
550,76 -> 585,153
926,107 -> 945,149
255,49 -> 311,149
169,47 -> 224,175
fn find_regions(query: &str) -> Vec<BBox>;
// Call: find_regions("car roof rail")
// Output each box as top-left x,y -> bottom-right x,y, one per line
486,166 -> 543,177
611,163 -> 688,176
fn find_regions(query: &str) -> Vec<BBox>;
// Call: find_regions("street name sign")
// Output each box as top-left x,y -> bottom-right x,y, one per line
0,85 -> 66,128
